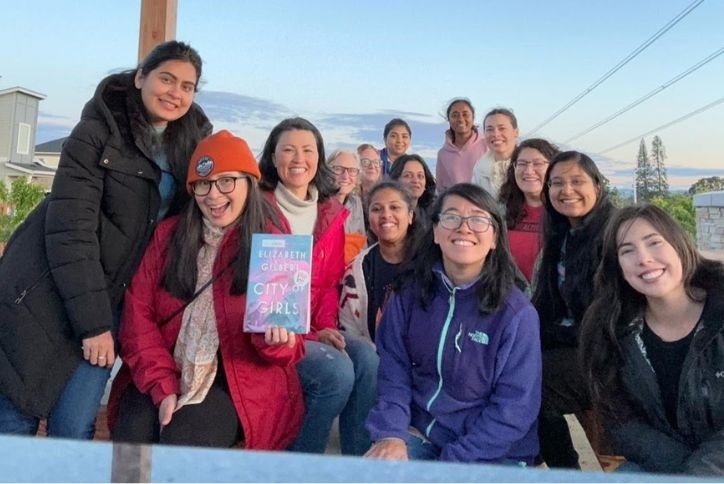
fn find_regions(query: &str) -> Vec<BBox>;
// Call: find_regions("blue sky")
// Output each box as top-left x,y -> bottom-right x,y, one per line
3,0 -> 723,188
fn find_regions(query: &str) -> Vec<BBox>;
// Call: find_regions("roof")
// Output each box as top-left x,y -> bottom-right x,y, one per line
35,137 -> 67,153
0,86 -> 46,100
4,161 -> 56,176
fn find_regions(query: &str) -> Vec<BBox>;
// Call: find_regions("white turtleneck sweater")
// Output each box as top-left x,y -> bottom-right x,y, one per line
274,183 -> 319,235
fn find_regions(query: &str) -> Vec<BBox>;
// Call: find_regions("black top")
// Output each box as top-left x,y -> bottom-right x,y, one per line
641,321 -> 697,427
363,245 -> 401,341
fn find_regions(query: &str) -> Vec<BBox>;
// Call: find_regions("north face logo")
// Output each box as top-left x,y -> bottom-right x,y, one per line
468,331 -> 489,345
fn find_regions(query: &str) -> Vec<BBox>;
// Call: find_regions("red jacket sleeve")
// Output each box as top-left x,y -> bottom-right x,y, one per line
119,222 -> 180,406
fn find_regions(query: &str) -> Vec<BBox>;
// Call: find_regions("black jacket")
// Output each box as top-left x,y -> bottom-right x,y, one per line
609,289 -> 724,475
0,72 -> 211,417
533,201 -> 615,349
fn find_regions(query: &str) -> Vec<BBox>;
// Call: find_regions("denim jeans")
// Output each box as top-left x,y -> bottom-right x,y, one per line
339,335 -> 379,455
289,340 -> 354,453
0,360 -> 111,439
0,307 -> 119,439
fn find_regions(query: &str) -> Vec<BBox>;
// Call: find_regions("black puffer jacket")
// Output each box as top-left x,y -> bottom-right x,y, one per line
610,287 -> 724,475
0,72 -> 211,417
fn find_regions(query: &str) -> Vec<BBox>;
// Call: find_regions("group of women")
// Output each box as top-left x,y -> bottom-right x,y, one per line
0,41 -> 721,476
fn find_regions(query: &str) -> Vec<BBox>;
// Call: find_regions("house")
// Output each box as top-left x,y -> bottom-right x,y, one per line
0,86 -> 56,191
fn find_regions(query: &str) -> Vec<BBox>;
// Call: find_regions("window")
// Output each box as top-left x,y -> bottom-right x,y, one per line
17,123 -> 31,155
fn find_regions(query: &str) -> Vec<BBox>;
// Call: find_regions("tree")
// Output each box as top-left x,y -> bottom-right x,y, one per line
651,194 -> 696,238
688,176 -> 724,195
634,138 -> 656,202
0,178 -> 46,244
650,135 -> 669,198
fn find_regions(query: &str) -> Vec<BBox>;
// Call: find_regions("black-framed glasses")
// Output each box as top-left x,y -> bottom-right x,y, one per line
191,176 -> 247,196
437,213 -> 494,233
514,160 -> 549,169
330,165 -> 360,176
360,158 -> 381,168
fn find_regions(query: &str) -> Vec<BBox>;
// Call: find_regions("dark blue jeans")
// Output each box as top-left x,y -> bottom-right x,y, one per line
289,336 -> 378,455
0,360 -> 111,438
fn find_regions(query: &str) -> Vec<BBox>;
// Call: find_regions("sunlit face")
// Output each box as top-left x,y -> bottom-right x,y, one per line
514,147 -> 550,201
448,102 -> 474,139
368,187 -> 414,245
194,171 -> 249,229
134,60 -> 197,128
399,160 -> 426,200
329,152 -> 359,197
273,129 -> 318,199
434,195 -> 497,281
547,160 -> 599,227
484,113 -> 518,158
385,125 -> 411,160
617,218 -> 685,302
358,147 -> 382,185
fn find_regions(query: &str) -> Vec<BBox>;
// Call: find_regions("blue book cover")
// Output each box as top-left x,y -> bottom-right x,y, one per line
244,233 -> 313,334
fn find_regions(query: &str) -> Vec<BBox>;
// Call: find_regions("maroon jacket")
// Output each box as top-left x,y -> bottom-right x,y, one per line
263,190 -> 348,339
107,217 -> 304,450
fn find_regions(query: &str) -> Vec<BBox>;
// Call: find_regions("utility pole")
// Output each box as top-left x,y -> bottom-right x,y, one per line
138,0 -> 177,62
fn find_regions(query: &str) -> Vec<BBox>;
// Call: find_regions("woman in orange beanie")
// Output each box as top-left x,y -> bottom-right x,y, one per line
108,130 -> 304,449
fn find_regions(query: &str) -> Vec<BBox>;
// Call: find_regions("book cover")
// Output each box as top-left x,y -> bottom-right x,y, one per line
243,233 -> 313,334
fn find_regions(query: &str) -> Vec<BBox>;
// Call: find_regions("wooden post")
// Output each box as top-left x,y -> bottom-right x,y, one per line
111,443 -> 152,482
138,0 -> 178,62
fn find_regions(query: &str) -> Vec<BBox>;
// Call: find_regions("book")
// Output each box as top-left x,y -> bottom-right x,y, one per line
243,233 -> 313,334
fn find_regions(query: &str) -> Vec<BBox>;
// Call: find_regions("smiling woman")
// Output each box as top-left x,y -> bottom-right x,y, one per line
365,183 -> 541,465
0,40 -> 211,441
532,150 -> 616,468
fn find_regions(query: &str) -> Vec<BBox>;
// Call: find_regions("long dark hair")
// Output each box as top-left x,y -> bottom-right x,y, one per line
161,177 -> 267,299
133,41 -> 208,190
388,154 -> 437,210
532,151 -> 614,346
498,138 -> 559,229
580,204 -> 724,410
399,183 -> 517,314
258,117 -> 338,200
365,180 -> 424,261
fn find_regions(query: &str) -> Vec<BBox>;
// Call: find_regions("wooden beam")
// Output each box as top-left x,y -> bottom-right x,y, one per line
138,0 -> 178,62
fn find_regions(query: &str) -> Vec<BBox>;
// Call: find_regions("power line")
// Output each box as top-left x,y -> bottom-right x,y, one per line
598,96 -> 724,154
526,0 -> 705,136
564,45 -> 724,143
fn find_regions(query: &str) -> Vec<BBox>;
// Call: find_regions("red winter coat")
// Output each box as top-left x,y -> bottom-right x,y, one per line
263,190 -> 348,339
107,217 -> 304,450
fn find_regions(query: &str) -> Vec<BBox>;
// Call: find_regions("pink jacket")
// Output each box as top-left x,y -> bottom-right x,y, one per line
435,128 -> 487,192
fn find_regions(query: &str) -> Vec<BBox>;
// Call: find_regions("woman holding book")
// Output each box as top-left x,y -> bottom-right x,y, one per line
580,204 -> 724,475
108,131 -> 304,449
365,183 -> 541,464
259,117 -> 379,455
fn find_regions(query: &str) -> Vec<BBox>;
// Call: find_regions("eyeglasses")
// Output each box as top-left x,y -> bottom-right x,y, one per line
330,165 -> 360,177
514,160 -> 549,170
547,178 -> 592,190
191,176 -> 247,196
437,213 -> 495,233
360,158 -> 381,168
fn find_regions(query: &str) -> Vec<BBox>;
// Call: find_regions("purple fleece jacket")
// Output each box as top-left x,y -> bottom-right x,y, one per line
366,267 -> 541,463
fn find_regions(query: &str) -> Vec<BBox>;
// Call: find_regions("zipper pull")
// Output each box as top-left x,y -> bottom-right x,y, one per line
15,290 -> 28,305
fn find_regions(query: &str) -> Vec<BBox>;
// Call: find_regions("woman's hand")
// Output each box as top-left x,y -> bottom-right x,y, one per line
364,438 -> 408,460
81,330 -> 116,368
265,326 -> 296,348
317,328 -> 346,352
159,394 -> 177,428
